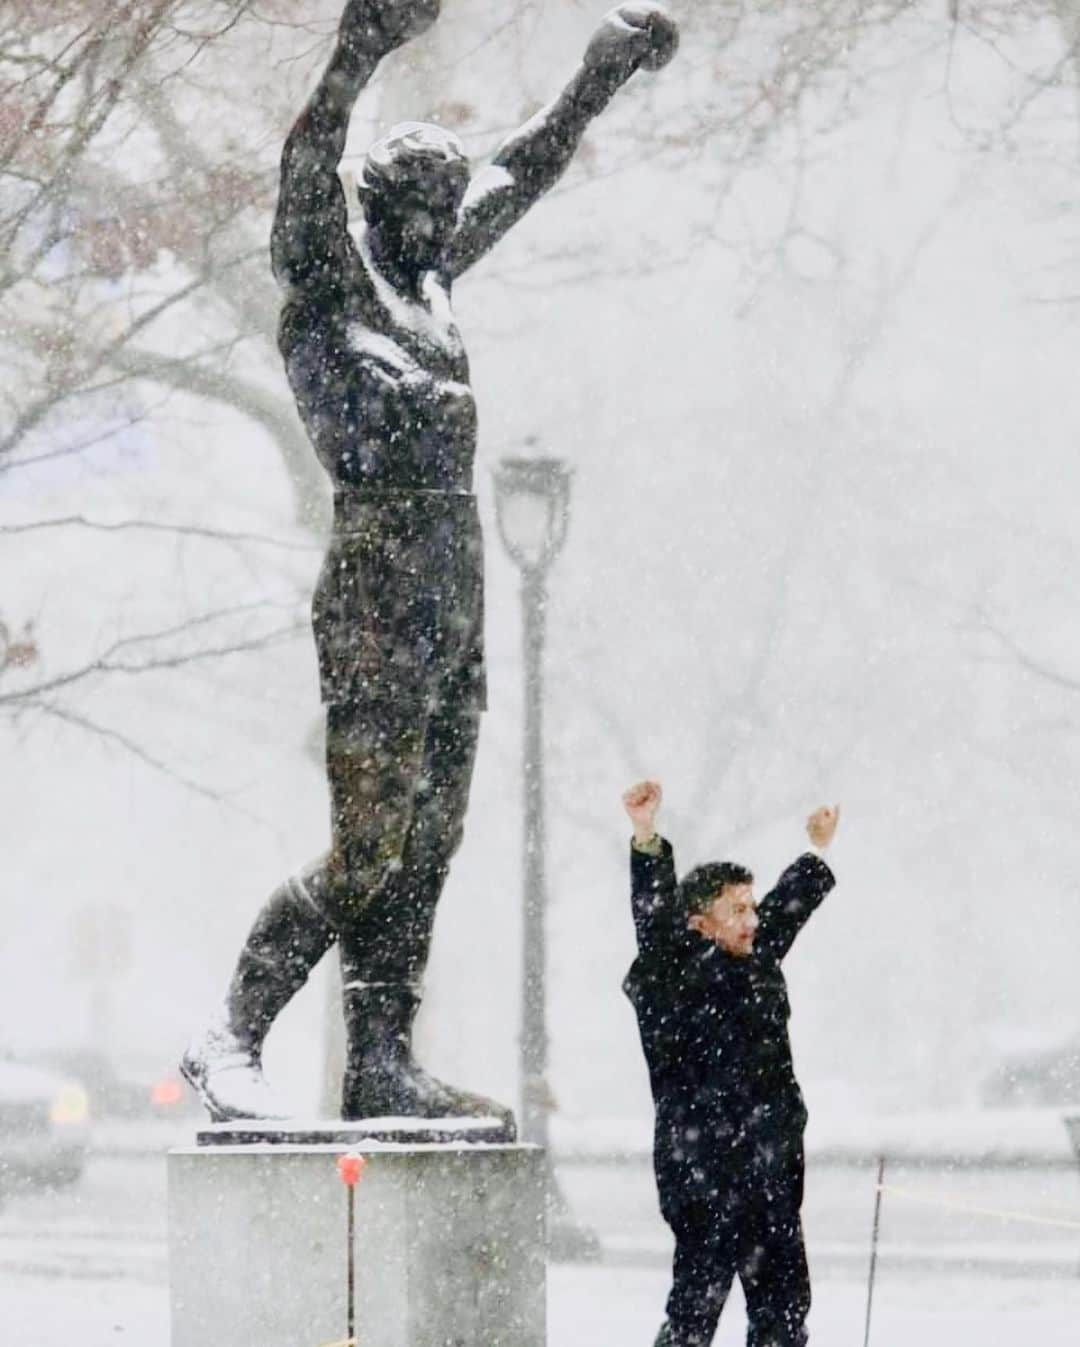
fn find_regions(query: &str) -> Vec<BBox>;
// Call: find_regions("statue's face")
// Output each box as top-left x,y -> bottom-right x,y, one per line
365,160 -> 469,275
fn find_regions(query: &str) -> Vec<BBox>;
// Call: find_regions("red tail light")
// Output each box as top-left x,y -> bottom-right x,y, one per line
151,1078 -> 184,1107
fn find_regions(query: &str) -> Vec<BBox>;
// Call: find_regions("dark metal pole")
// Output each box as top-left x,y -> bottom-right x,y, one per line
347,1183 -> 356,1347
863,1154 -> 886,1347
495,455 -> 597,1260
520,566 -> 548,1150
517,557 -> 599,1261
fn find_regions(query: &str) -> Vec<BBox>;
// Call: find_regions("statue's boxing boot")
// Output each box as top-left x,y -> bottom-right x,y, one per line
339,979 -> 516,1137
181,872 -> 334,1121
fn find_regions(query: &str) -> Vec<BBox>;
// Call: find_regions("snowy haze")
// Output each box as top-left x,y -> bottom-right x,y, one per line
2,1 -> 1079,1129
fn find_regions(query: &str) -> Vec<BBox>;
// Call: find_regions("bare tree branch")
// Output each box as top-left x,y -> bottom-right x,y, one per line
967,603 -> 1080,692
0,514 -> 318,550
27,696 -> 284,828
0,603 -> 307,706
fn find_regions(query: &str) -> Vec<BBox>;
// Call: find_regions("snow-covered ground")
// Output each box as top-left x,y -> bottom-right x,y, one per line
550,1267 -> 1080,1347
5,1263 -> 1080,1347
4,1128 -> 1080,1346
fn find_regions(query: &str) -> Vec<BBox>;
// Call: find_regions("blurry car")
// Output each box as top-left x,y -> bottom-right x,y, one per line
0,1057 -> 90,1190
35,1049 -> 201,1121
980,1032 -> 1080,1107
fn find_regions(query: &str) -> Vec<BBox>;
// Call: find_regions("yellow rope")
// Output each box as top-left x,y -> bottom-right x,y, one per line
879,1183 -> 1080,1232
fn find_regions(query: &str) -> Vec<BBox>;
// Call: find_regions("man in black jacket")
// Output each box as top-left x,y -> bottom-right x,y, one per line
621,780 -> 840,1347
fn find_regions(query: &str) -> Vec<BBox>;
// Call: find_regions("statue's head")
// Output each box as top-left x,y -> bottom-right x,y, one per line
359,122 -> 470,274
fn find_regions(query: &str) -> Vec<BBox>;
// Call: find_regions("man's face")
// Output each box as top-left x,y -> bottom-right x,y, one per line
688,883 -> 759,958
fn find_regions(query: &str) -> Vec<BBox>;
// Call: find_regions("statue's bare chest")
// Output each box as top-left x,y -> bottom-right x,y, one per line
281,245 -> 478,490
343,313 -> 468,392
344,240 -> 468,387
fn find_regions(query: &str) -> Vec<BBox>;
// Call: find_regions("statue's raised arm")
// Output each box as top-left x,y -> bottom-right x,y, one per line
448,4 -> 678,279
271,0 -> 440,292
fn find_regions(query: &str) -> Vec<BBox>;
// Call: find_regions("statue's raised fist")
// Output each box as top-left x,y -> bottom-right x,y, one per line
584,5 -> 679,83
341,0 -> 440,55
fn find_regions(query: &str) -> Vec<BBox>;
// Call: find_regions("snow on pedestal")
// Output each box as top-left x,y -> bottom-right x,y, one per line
168,1121 -> 545,1347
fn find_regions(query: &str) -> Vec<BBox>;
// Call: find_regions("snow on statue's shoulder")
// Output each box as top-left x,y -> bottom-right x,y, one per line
461,163 -> 515,210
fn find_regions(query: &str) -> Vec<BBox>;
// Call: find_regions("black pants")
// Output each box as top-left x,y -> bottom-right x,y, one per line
660,1141 -> 810,1347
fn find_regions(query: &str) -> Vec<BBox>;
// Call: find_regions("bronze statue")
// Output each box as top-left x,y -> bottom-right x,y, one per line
182,0 -> 678,1126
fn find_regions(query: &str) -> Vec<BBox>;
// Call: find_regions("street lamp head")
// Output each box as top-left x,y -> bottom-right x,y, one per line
493,457 -> 572,574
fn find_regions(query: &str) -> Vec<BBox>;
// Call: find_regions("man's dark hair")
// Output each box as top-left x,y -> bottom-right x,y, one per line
677,861 -> 754,916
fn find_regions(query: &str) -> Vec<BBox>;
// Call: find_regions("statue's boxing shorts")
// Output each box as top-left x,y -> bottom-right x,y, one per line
312,490 -> 486,717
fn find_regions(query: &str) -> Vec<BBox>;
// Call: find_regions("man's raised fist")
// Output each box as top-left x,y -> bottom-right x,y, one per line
623,779 -> 663,837
806,805 -> 840,851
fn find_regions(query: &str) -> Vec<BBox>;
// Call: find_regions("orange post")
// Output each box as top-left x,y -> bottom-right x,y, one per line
336,1153 -> 367,1346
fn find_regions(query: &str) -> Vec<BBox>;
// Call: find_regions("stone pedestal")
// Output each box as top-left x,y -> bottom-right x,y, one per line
168,1121 -> 546,1347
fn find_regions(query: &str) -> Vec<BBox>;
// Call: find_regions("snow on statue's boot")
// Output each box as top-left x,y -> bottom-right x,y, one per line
653,1325 -> 707,1347
340,979 -> 516,1137
181,871 -> 334,1121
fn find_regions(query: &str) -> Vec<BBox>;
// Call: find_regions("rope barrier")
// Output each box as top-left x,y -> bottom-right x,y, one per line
863,1155 -> 1080,1347
878,1182 -> 1080,1232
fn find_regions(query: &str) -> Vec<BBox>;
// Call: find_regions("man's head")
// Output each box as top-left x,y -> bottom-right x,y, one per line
359,121 -> 470,274
679,861 -> 757,958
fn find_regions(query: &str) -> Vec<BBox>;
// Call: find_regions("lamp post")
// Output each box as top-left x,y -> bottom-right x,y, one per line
494,455 -> 599,1261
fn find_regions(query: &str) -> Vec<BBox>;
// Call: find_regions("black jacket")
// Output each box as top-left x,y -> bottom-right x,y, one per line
623,839 -> 835,1204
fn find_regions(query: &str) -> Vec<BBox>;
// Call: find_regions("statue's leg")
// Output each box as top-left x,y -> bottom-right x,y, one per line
180,871 -> 335,1121
179,698 -> 427,1124
320,696 -> 428,915
181,502 -> 439,1124
340,668 -> 479,985
337,663 -> 513,1131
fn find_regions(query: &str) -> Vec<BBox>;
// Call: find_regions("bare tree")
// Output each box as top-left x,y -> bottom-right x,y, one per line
0,1 -> 328,519
4,0 -> 1079,781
